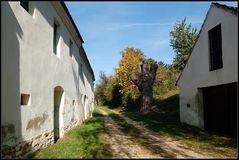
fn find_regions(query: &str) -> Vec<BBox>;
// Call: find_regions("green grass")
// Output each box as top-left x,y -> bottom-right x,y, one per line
32,109 -> 112,159
99,93 -> 238,158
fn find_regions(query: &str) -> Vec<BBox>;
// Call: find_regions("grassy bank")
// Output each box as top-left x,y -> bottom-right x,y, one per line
98,93 -> 237,158
32,109 -> 112,159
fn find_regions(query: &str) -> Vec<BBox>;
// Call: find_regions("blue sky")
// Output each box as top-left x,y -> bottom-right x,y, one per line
65,1 -> 237,83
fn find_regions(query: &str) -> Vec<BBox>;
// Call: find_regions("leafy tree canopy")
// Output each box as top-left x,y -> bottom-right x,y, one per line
170,17 -> 198,72
116,47 -> 145,96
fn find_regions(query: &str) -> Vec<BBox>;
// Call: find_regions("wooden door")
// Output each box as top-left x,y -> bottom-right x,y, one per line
203,82 -> 237,136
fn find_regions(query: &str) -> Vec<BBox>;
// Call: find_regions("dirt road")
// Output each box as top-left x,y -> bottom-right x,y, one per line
99,108 -> 210,158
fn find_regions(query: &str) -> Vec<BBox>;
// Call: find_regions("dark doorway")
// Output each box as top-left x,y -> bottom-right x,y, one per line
54,86 -> 64,142
203,82 -> 237,136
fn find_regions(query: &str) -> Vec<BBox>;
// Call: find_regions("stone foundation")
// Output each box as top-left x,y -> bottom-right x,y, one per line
63,120 -> 79,133
1,120 -> 88,158
1,130 -> 54,159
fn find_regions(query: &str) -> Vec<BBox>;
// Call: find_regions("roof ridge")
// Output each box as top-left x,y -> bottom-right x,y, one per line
212,2 -> 238,15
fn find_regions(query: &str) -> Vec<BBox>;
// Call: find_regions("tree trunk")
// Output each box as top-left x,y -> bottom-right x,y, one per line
131,59 -> 158,113
140,87 -> 153,113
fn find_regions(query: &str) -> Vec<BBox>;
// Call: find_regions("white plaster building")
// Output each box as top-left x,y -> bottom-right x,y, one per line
1,1 -> 95,158
177,3 -> 237,136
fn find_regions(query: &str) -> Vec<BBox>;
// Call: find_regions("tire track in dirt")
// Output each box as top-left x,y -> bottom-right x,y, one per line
100,108 -> 211,158
100,109 -> 163,158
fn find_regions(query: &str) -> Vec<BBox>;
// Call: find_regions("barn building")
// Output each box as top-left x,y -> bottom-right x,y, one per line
177,3 -> 237,136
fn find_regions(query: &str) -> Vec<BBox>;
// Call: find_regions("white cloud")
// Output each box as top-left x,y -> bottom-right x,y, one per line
105,22 -> 173,31
105,21 -> 203,31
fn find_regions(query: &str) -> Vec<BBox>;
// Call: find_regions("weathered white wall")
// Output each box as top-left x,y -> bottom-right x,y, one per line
1,1 -> 23,147
1,1 -> 94,151
178,5 -> 238,129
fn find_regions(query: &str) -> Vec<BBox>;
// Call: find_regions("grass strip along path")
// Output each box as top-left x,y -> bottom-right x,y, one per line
32,108 -> 112,159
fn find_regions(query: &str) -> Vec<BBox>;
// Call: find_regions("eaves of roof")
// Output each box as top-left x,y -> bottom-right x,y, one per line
81,46 -> 95,81
60,2 -> 95,81
60,2 -> 84,43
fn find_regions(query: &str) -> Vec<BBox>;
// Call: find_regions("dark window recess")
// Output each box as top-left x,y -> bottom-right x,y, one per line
20,1 -> 29,12
79,63 -> 83,74
21,94 -> 30,105
53,23 -> 57,54
79,63 -> 85,85
187,104 -> 190,108
69,40 -> 73,57
208,24 -> 223,71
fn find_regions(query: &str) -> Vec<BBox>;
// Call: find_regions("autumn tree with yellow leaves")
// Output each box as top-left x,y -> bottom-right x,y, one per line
94,47 -> 178,112
115,47 -> 145,109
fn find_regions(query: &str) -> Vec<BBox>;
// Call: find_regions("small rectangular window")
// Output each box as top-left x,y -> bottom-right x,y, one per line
53,21 -> 60,57
79,64 -> 83,75
21,94 -> 31,106
69,40 -> 73,58
20,1 -> 29,12
53,22 -> 57,54
208,24 -> 223,71
79,63 -> 84,85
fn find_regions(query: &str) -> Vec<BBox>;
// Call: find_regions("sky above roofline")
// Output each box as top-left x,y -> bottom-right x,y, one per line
65,1 -> 238,84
